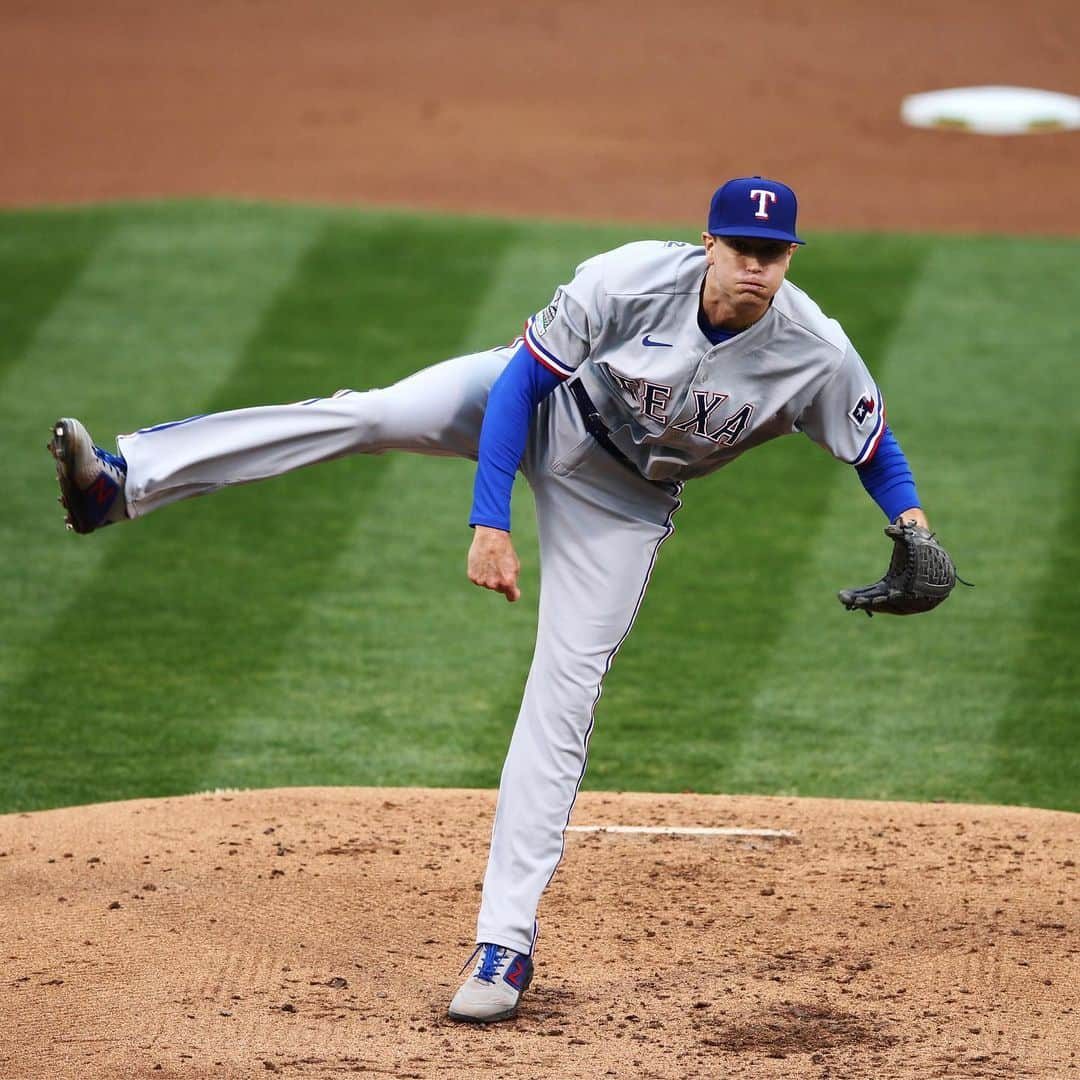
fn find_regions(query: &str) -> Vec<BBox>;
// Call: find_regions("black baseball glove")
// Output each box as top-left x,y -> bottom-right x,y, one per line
838,521 -> 962,617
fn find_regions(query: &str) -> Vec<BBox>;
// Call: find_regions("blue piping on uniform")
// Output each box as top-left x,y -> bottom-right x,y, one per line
133,413 -> 209,435
524,319 -> 575,376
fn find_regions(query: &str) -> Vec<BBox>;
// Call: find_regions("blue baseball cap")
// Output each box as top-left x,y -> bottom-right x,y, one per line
707,176 -> 805,245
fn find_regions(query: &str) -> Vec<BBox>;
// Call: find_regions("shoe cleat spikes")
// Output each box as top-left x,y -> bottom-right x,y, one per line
48,417 -> 128,534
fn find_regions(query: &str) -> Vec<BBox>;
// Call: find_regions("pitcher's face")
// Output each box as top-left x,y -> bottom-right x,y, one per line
702,233 -> 795,321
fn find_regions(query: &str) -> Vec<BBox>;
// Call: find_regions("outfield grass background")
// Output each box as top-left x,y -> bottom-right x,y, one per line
2,201 -> 1077,814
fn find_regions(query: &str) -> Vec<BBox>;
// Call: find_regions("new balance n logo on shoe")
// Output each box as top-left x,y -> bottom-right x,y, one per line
504,956 -> 528,990
90,475 -> 118,506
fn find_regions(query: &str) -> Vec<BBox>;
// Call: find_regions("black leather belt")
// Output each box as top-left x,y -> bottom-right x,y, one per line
567,379 -> 639,476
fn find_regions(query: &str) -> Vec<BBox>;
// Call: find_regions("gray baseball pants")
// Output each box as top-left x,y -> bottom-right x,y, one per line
118,348 -> 681,955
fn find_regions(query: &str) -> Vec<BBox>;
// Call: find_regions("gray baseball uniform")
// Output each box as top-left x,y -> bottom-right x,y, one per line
114,237 -> 885,957
526,240 -> 885,477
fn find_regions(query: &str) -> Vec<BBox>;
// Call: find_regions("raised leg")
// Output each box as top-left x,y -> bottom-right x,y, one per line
116,349 -> 511,517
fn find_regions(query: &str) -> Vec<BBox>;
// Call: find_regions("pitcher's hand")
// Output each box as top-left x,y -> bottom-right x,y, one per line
467,526 -> 521,602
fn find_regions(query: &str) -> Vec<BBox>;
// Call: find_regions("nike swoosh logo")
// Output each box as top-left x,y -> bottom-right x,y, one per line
641,334 -> 672,348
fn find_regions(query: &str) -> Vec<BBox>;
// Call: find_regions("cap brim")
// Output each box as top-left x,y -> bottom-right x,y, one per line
710,225 -> 805,245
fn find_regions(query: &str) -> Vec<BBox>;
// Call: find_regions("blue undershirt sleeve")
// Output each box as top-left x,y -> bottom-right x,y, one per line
469,342 -> 563,532
855,425 -> 921,522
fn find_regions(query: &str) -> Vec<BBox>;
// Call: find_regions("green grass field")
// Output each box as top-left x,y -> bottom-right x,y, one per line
2,201 -> 1077,814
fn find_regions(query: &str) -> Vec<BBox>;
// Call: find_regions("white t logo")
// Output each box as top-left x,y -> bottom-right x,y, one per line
750,189 -> 777,220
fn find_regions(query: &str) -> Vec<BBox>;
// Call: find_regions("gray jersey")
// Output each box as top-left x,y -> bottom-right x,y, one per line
524,241 -> 886,482
101,234 -> 893,974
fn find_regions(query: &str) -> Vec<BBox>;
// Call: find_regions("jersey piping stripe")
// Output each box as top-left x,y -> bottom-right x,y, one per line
499,334 -> 525,352
128,413 -> 209,436
524,344 -> 570,380
532,485 -> 684,949
852,393 -> 887,466
523,318 -> 575,377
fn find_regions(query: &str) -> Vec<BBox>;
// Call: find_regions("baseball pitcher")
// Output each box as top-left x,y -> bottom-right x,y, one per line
48,177 -> 959,1023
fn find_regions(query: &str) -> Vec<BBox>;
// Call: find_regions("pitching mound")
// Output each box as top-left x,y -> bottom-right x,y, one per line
1,788 -> 1076,1078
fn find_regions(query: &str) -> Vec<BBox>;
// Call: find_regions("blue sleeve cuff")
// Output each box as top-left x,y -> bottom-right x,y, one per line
855,425 -> 921,522
469,342 -> 563,531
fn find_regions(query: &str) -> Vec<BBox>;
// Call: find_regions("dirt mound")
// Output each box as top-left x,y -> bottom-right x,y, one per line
2,787 -> 1076,1078
2,1 -> 1078,232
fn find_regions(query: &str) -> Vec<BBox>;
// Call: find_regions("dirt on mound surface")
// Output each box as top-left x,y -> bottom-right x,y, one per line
2,1 -> 1078,233
1,787 -> 1076,1079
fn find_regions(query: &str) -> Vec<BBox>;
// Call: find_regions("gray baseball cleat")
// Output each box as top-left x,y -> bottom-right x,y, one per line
48,418 -> 129,534
447,943 -> 534,1023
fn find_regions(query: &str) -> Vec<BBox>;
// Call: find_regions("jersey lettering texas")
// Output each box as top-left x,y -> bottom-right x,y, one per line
610,375 -> 674,422
675,395 -> 755,445
611,376 -> 755,447
673,395 -> 760,444
672,390 -> 729,437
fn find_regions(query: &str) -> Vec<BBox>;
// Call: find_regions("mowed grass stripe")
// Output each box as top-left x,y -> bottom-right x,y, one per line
890,238 -> 1079,810
0,213 -> 115,658
199,224 -> 605,791
1,216 -> 319,811
0,211 -> 115,385
2,215 -> 518,810
735,237 -> 1080,810
581,236 -> 932,795
0,217 -> 316,714
990,441 -> 1080,810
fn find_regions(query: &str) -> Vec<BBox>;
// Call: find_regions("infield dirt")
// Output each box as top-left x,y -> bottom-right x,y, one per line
2,2 -> 1079,1077
2,788 -> 1078,1079
2,0 -> 1079,233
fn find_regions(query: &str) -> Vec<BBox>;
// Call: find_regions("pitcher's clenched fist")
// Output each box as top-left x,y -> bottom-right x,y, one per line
468,525 -> 521,602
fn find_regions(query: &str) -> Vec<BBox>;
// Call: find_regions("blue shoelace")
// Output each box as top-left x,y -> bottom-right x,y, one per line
93,446 -> 128,475
475,944 -> 508,984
